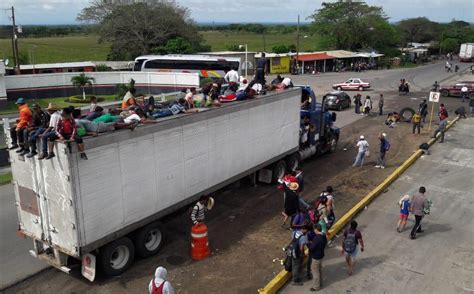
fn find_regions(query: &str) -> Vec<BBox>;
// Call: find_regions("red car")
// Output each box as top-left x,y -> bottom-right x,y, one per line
332,78 -> 371,91
439,82 -> 474,99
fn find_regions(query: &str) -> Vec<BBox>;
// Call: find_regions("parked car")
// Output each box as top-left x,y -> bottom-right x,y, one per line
439,82 -> 474,99
332,78 -> 371,91
324,91 -> 351,111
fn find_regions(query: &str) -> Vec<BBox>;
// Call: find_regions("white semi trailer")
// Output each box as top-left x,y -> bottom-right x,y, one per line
459,43 -> 474,62
4,87 -> 339,281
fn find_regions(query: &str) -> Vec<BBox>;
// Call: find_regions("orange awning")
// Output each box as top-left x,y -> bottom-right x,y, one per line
297,53 -> 334,61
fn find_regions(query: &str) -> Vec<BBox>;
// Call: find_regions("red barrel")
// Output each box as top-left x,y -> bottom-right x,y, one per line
191,223 -> 210,260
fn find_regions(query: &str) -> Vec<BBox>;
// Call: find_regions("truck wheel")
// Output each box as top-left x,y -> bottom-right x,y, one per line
441,90 -> 449,97
399,107 -> 416,122
99,237 -> 135,277
271,160 -> 287,183
286,153 -> 300,172
134,222 -> 164,258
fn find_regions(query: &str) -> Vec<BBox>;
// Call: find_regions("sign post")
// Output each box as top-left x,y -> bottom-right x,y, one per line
428,91 -> 440,131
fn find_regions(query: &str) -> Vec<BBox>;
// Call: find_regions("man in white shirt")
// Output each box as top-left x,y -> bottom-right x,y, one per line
224,67 -> 239,85
352,135 -> 369,167
38,103 -> 62,160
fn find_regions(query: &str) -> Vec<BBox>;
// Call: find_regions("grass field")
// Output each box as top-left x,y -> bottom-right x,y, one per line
0,31 -> 323,64
0,95 -> 117,115
0,35 -> 110,64
0,172 -> 12,186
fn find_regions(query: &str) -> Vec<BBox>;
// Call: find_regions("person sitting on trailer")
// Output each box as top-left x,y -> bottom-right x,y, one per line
205,84 -> 222,107
93,109 -> 121,123
185,87 -> 197,109
84,106 -> 104,121
271,74 -> 283,85
124,108 -> 158,124
272,77 -> 294,90
121,88 -> 144,110
73,109 -> 138,136
45,107 -> 87,160
151,98 -> 199,119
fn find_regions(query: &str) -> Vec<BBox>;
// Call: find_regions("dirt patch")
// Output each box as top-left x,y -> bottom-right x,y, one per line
6,92 -> 464,294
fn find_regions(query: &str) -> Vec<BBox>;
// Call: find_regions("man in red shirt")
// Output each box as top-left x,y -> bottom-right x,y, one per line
46,107 -> 87,160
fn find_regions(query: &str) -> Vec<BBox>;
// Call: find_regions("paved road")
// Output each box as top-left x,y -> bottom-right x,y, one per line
0,61 -> 468,289
282,118 -> 474,293
0,184 -> 48,289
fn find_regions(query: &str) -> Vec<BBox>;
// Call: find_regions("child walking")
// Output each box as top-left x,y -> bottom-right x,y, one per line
397,195 -> 411,232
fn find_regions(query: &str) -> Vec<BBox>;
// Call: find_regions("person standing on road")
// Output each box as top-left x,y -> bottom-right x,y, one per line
419,99 -> 428,123
375,133 -> 389,169
461,85 -> 468,103
470,97 -> 474,117
352,135 -> 369,167
363,96 -> 372,115
290,225 -> 309,286
308,223 -> 327,292
190,195 -> 213,225
279,181 -> 301,228
255,52 -> 267,85
378,94 -> 384,116
412,111 -> 422,135
433,118 -> 447,143
353,94 -> 362,114
432,81 -> 439,92
397,195 -> 411,232
148,266 -> 175,294
409,187 -> 427,240
342,220 -> 364,276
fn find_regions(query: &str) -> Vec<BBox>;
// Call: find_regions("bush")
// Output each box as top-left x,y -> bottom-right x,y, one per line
65,95 -> 105,103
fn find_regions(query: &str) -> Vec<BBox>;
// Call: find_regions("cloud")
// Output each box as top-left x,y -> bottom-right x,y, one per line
42,4 -> 54,11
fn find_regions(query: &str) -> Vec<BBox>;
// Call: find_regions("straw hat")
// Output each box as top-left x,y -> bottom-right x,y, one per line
46,103 -> 58,111
207,197 -> 215,210
288,182 -> 299,191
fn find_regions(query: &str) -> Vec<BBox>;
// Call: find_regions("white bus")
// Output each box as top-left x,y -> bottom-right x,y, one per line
133,54 -> 241,79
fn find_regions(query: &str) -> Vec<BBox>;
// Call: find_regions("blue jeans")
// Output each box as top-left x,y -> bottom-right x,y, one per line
29,128 -> 46,152
41,131 -> 57,154
152,108 -> 172,119
353,151 -> 366,167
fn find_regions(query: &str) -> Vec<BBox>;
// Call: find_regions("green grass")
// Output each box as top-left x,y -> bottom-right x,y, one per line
200,31 -> 323,52
0,36 -> 110,64
0,32 -> 323,64
0,95 -> 117,115
0,172 -> 12,185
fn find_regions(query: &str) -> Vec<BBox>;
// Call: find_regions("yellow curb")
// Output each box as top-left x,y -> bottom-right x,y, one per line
257,116 -> 461,294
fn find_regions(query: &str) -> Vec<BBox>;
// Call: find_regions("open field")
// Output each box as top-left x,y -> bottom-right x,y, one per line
0,36 -> 110,64
0,31 -> 322,64
0,95 -> 117,115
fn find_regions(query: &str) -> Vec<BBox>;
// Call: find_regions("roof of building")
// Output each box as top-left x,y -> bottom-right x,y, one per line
201,51 -> 257,55
297,52 -> 334,61
325,50 -> 356,58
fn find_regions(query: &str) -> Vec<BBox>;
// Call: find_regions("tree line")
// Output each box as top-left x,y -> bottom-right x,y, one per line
1,0 -> 472,60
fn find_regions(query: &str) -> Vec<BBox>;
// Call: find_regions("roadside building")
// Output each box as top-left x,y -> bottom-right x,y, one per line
254,52 -> 295,75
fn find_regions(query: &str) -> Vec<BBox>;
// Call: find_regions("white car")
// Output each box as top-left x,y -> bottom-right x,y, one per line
332,78 -> 371,91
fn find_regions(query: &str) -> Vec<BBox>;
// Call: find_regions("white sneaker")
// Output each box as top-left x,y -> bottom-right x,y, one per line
381,166 -> 385,169
375,165 -> 381,168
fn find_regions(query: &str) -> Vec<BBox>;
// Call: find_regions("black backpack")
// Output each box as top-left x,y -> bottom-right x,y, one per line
286,234 -> 302,259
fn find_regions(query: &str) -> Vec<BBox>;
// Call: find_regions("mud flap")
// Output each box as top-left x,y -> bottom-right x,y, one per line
82,253 -> 96,282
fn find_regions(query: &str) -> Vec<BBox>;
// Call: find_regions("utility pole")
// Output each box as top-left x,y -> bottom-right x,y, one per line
296,14 -> 300,74
262,29 -> 266,52
10,6 -> 20,73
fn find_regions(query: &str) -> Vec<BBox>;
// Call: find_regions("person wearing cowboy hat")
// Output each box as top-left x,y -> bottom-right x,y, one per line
279,180 -> 301,228
8,98 -> 32,153
190,195 -> 215,225
37,103 -> 62,160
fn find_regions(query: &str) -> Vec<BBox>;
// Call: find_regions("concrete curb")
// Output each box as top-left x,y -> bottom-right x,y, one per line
257,116 -> 460,294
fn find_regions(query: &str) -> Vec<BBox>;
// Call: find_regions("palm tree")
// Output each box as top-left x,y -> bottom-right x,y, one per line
71,73 -> 95,100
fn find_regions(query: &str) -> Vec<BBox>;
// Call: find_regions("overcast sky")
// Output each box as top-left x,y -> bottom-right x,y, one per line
0,0 -> 473,25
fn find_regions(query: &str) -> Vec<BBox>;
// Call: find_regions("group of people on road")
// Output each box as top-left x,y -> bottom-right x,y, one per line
352,133 -> 390,169
353,93 -> 384,116
396,186 -> 432,240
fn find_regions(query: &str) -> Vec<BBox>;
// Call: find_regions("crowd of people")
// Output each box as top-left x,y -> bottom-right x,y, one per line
7,63 -> 295,161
